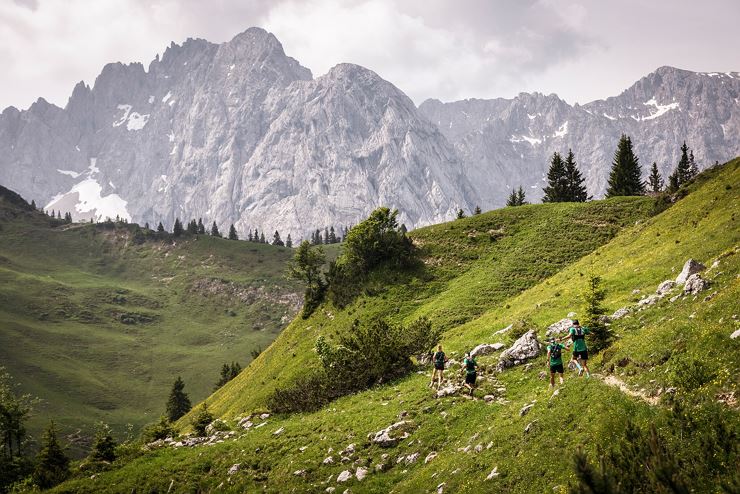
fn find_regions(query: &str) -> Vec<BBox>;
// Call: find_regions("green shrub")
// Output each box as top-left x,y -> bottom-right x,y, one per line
267,371 -> 342,414
670,358 -> 716,392
140,416 -> 174,443
191,403 -> 213,437
89,422 -> 116,463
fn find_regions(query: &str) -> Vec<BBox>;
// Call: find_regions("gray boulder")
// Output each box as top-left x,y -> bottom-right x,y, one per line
545,318 -> 572,337
683,274 -> 709,294
471,343 -> 505,357
676,259 -> 705,284
656,280 -> 676,295
497,330 -> 542,371
368,421 -> 411,448
731,329 -> 740,339
611,307 -> 631,319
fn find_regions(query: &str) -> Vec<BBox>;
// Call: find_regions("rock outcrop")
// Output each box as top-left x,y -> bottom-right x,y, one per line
470,343 -> 505,357
676,259 -> 706,284
497,330 -> 542,371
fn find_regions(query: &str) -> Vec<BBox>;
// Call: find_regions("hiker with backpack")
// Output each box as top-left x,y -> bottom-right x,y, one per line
462,352 -> 478,396
429,345 -> 448,389
566,319 -> 591,378
546,338 -> 566,387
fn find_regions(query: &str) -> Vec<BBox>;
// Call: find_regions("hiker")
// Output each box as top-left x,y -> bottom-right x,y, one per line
567,319 -> 591,378
429,345 -> 448,388
546,338 -> 566,387
462,352 -> 478,396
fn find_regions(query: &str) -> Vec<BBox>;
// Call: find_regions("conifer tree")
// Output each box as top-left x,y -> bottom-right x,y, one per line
606,134 -> 644,197
273,230 -> 284,246
542,152 -> 568,202
186,219 -> 197,235
165,376 -> 191,422
144,222 -> 150,230
583,274 -> 612,352
157,222 -> 165,233
506,188 -> 518,207
228,224 -> 238,240
173,218 -> 184,237
33,421 -> 69,488
648,162 -> 663,193
30,200 -> 36,210
688,150 -> 699,179
324,227 -> 330,245
248,230 -> 253,242
197,218 -> 205,234
56,211 -> 61,220
517,186 -> 527,205
211,222 -> 221,237
456,209 -> 466,219
89,422 -> 116,463
254,229 -> 259,242
285,233 -> 293,248
474,205 -> 482,215
668,141 -> 691,193
191,403 -> 213,437
50,209 -> 55,218
563,149 -> 588,202
328,226 -> 337,244
260,232 -> 265,244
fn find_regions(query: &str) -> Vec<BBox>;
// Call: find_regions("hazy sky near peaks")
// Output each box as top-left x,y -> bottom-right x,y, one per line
1,0 -> 738,110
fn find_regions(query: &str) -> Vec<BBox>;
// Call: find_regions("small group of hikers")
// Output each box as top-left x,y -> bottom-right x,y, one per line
429,320 -> 591,395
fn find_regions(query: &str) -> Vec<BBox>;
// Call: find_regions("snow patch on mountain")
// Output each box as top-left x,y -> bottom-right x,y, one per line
57,169 -> 81,178
635,98 -> 680,121
553,121 -> 568,138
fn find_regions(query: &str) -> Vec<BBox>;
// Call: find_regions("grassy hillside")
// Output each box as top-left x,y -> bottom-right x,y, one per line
52,159 -> 739,493
0,191 -> 301,452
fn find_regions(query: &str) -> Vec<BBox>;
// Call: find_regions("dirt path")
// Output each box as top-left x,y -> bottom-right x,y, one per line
596,374 -> 660,406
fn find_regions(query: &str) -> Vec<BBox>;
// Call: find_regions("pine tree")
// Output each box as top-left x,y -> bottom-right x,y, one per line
668,141 -> 691,193
157,222 -> 165,233
228,224 -> 238,240
254,229 -> 259,243
191,403 -> 213,437
144,222 -> 150,230
542,152 -> 569,202
606,134 -> 645,197
56,211 -> 61,220
211,222 -> 221,237
50,209 -> 55,218
165,377 -> 191,422
456,209 -> 466,219
30,200 -> 36,210
328,226 -> 337,244
273,230 -> 284,246
186,219 -> 197,234
324,227 -> 330,245
285,234 -> 293,248
197,218 -> 205,235
214,363 -> 231,390
517,186 -> 527,206
173,218 -> 184,237
474,205 -> 482,215
33,421 -> 69,488
247,230 -> 253,242
648,162 -> 663,193
688,150 -> 698,179
583,274 -> 612,352
506,188 -> 518,207
89,422 -> 116,463
259,232 -> 265,244
563,149 -> 588,202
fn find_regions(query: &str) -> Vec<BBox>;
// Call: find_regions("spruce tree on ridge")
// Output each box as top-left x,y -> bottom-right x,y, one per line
606,134 -> 645,197
563,149 -> 588,202
648,162 -> 663,193
228,224 -> 238,240
542,152 -> 569,202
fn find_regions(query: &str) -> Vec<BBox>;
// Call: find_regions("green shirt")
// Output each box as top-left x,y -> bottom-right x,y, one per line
547,343 -> 565,365
569,326 -> 590,352
464,357 -> 477,375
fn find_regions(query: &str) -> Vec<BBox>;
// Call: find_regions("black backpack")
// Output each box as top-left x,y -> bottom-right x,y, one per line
550,344 -> 562,360
571,326 -> 585,341
434,351 -> 445,366
465,358 -> 476,371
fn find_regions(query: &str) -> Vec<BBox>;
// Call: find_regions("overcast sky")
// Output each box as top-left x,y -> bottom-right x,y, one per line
1,0 -> 738,110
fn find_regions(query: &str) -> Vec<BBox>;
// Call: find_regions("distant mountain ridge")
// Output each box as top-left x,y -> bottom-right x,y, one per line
0,27 -> 737,237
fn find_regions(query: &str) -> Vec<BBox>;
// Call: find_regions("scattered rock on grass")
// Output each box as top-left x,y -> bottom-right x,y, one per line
519,402 -> 535,417
486,467 -> 500,480
355,467 -> 368,481
228,464 -> 240,475
337,470 -> 352,482
497,330 -> 542,371
730,329 -> 740,340
323,456 -> 334,465
425,452 -> 438,464
683,273 -> 709,294
611,307 -> 631,319
656,280 -> 676,295
676,259 -> 705,284
471,343 -> 505,357
368,421 -> 411,448
545,318 -> 572,337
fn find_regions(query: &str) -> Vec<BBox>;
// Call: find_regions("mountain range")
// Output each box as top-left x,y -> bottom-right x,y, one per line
0,27 -> 737,239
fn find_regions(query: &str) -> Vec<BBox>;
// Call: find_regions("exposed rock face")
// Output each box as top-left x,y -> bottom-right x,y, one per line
683,273 -> 709,294
419,67 -> 740,206
470,343 -> 505,357
676,259 -> 706,284
0,28 -> 474,239
497,330 -> 542,371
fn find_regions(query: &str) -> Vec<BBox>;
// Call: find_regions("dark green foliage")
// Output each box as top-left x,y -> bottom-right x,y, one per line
33,421 -> 69,489
250,347 -> 262,361
507,186 -> 527,206
157,222 -> 165,233
89,422 -> 116,463
474,205 -> 482,215
288,241 -> 326,317
228,224 -> 238,240
214,362 -> 242,390
285,234 -> 292,248
649,162 -> 664,193
30,200 -> 36,210
327,207 -> 414,308
140,416 -> 174,443
269,317 -> 439,413
186,219 -> 198,235
668,142 -> 698,193
132,226 -> 145,245
456,209 -> 466,219
272,230 -> 283,246
173,218 -> 184,237
211,222 -> 221,238
543,152 -> 569,202
259,232 -> 265,244
328,226 -> 337,244
606,135 -> 645,197
0,369 -> 35,492
670,358 -> 716,392
165,377 -> 191,422
583,274 -> 611,352
564,150 -> 588,201
191,403 -> 213,437
197,218 -> 206,234
688,150 -> 699,178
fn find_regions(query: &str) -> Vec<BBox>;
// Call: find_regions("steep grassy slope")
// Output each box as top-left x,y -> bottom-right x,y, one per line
51,159 -> 739,493
0,191 -> 301,451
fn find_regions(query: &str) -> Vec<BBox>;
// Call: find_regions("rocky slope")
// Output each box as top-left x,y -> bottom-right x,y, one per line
419,66 -> 740,205
0,28 -> 473,239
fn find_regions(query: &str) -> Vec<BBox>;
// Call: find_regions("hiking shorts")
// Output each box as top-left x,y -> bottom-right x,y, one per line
550,363 -> 564,374
573,350 -> 589,361
434,363 -> 445,371
465,373 -> 477,385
